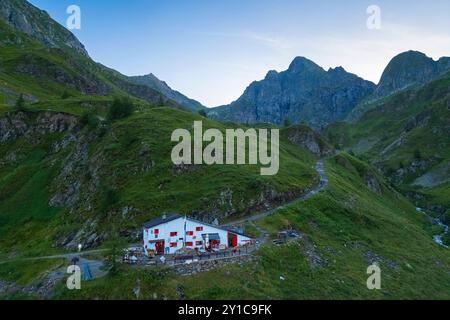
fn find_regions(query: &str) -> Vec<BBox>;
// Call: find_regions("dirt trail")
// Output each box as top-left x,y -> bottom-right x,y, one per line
224,159 -> 328,228
0,160 -> 329,275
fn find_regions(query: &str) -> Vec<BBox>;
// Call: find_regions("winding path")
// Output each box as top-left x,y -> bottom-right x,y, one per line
224,159 -> 328,228
0,160 -> 329,270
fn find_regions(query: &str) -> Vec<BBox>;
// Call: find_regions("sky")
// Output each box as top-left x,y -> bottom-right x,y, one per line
29,0 -> 450,107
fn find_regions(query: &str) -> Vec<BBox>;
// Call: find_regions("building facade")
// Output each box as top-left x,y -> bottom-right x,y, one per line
142,214 -> 252,256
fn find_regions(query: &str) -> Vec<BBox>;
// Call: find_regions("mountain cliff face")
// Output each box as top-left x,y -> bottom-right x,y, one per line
326,70 -> 450,218
128,74 -> 205,112
375,51 -> 450,98
0,0 -> 88,56
208,57 -> 375,129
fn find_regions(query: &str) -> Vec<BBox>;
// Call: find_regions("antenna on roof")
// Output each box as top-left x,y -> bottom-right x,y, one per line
162,213 -> 167,220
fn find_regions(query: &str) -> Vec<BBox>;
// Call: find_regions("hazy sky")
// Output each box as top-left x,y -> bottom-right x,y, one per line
29,0 -> 450,107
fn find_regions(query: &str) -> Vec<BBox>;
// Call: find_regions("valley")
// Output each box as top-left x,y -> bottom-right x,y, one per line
0,0 -> 449,300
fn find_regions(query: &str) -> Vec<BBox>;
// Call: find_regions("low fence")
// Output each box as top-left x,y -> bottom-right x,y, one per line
126,244 -> 259,267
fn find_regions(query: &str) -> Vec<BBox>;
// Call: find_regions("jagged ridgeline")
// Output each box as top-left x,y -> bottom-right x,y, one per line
208,51 -> 450,130
208,58 -> 376,129
0,0 -> 205,110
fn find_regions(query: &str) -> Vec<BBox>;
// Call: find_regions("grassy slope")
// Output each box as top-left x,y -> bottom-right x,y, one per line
0,106 -> 318,259
0,120 -> 69,256
0,18 -> 179,116
54,153 -> 450,300
326,72 -> 450,213
0,4 -> 448,299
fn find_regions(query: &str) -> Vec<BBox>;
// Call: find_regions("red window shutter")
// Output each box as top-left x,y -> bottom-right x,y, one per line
154,229 -> 159,235
187,231 -> 194,236
170,232 -> 177,237
186,242 -> 193,247
196,241 -> 203,246
170,242 -> 177,248
196,226 -> 203,231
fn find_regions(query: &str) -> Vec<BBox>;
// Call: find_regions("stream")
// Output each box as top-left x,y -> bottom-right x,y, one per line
416,208 -> 449,248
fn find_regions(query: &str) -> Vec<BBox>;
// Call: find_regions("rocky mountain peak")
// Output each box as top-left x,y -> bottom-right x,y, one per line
375,50 -> 450,97
288,56 -> 324,74
265,70 -> 279,80
328,66 -> 347,74
208,56 -> 375,128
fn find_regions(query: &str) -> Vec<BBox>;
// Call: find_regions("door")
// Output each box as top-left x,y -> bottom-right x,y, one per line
228,232 -> 238,248
155,240 -> 165,255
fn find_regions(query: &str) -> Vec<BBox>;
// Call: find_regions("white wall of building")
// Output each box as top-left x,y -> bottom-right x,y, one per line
143,217 -> 252,256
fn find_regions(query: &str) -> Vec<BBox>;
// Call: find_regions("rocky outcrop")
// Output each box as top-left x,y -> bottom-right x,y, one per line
285,125 -> 335,157
173,254 -> 256,276
208,57 -> 375,129
12,53 -> 110,95
0,0 -> 88,56
375,51 -> 450,98
364,174 -> 382,195
0,111 -> 78,142
391,157 -> 440,185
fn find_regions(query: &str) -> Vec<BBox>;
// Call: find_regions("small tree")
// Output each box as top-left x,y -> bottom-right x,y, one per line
15,94 -> 25,110
198,109 -> 208,118
105,226 -> 125,275
102,188 -> 120,211
107,97 -> 135,120
157,95 -> 165,107
80,111 -> 99,129
414,149 -> 422,160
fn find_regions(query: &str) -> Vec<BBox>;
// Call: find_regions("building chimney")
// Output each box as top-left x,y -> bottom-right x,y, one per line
162,214 -> 167,220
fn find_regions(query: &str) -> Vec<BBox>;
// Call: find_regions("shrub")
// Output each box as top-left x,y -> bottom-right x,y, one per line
80,111 -> 100,129
104,226 -> 125,275
15,94 -> 25,110
414,149 -> 422,160
107,97 -> 135,120
101,187 -> 120,213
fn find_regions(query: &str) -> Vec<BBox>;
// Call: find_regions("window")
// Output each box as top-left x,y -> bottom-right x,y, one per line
170,242 -> 177,248
186,231 -> 194,236
170,232 -> 177,237
154,229 -> 159,235
196,241 -> 203,246
196,226 -> 203,232
186,242 -> 193,247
